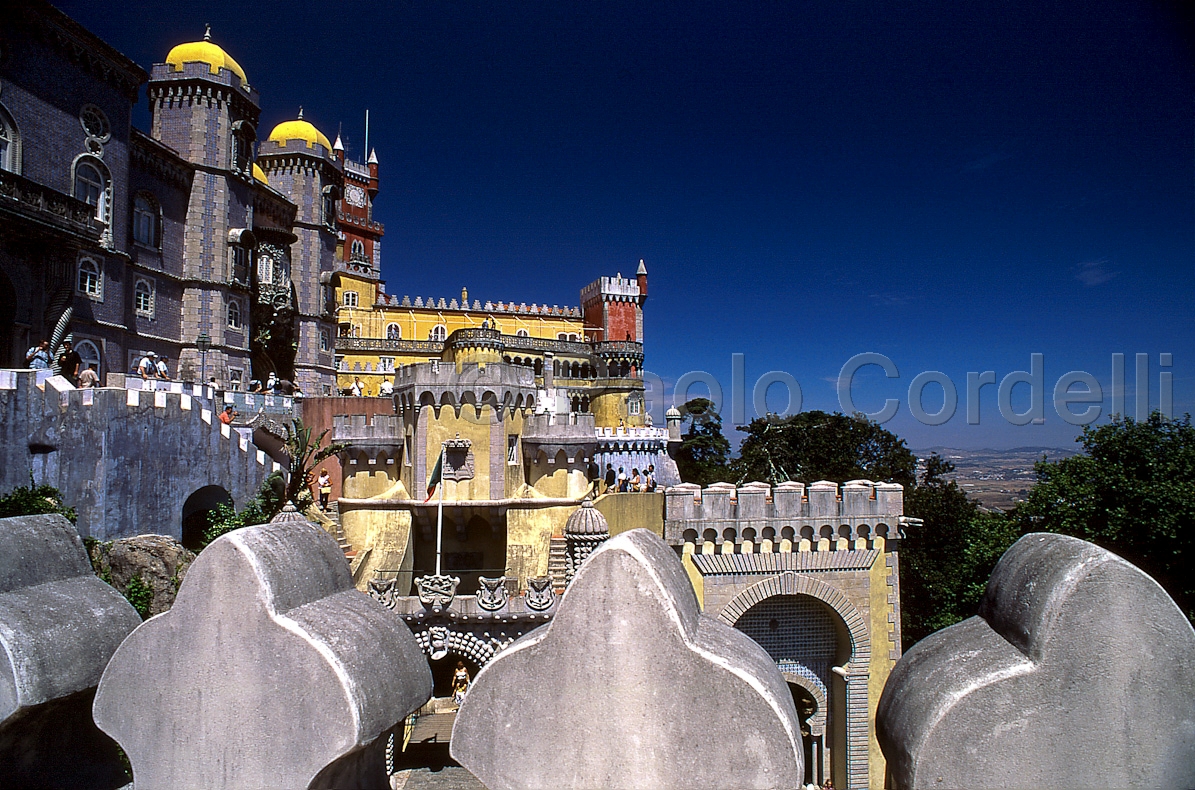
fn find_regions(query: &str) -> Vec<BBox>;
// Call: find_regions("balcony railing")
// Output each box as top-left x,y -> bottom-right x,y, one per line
0,169 -> 103,240
335,337 -> 445,354
503,334 -> 592,357
595,340 -> 644,358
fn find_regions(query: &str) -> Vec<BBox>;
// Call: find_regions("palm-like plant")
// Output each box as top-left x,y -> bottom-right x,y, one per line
282,418 -> 349,511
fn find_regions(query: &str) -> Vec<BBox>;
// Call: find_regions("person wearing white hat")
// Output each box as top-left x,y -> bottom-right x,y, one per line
137,352 -> 156,380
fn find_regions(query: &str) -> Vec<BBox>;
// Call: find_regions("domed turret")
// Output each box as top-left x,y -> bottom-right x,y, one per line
564,499 -> 610,584
565,498 -> 609,537
251,163 -> 268,185
666,405 -> 683,442
165,26 -> 248,86
267,108 -> 332,152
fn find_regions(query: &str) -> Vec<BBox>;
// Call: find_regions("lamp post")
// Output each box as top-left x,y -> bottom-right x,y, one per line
196,332 -> 210,387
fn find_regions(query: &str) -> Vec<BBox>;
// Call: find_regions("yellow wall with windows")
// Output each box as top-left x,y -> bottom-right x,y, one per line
332,275 -> 591,393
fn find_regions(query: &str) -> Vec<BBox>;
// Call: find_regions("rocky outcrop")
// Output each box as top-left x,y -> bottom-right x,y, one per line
87,534 -> 196,618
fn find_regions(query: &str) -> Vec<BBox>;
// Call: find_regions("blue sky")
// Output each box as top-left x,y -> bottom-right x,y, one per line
62,0 -> 1194,449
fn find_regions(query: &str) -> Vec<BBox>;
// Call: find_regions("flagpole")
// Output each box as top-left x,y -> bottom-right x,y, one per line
435,443 -> 445,576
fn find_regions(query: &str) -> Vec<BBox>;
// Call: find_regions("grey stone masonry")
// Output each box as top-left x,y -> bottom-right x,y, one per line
664,480 -> 904,547
0,513 -> 141,789
0,369 -> 276,540
93,508 -> 433,789
876,532 -> 1195,789
451,528 -> 804,790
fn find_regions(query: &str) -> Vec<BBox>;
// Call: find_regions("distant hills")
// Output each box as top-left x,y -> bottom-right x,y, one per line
910,446 -> 1080,512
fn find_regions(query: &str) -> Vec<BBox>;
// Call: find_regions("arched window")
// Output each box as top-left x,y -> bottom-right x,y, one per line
77,258 -> 102,299
230,132 -> 249,174
557,332 -> 568,341
230,245 -> 250,284
0,104 -> 20,174
73,158 -> 109,223
350,239 -> 366,261
74,339 -> 101,377
133,193 -> 159,247
133,278 -> 154,315
516,329 -> 529,337
343,291 -> 358,307
429,324 -> 447,342
228,299 -> 242,330
386,323 -> 401,340
322,185 -> 339,227
257,254 -> 274,285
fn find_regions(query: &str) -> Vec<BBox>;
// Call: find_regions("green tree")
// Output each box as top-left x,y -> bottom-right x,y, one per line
0,478 -> 77,523
282,418 -> 348,511
1012,412 -> 1195,625
901,455 -> 1021,644
201,471 -> 286,548
732,410 -> 916,488
674,398 -> 732,486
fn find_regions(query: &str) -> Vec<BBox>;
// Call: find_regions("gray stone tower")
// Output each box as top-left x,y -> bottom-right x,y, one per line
146,28 -> 260,384
257,111 -> 341,394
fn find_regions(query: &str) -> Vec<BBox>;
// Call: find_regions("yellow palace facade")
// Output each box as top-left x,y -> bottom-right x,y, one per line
333,278 -> 589,397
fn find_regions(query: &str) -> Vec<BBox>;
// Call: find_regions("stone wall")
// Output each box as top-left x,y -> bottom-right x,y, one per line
0,369 -> 275,539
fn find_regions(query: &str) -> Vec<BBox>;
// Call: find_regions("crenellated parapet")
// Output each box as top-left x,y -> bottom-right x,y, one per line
147,61 -> 261,116
521,412 -> 598,459
580,274 -> 643,304
0,369 -> 279,540
394,361 -> 538,418
663,480 -> 905,551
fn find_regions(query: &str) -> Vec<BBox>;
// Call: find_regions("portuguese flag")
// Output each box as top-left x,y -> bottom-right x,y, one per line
425,449 -> 444,502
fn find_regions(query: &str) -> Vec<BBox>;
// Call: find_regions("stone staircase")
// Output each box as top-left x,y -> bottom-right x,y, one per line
547,535 -> 569,593
323,501 -> 355,560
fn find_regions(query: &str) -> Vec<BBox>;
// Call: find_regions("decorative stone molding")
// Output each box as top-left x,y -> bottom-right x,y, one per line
415,573 -> 460,611
93,516 -> 431,789
877,533 -> 1195,789
524,576 -> 556,612
476,576 -> 509,611
451,529 -> 803,789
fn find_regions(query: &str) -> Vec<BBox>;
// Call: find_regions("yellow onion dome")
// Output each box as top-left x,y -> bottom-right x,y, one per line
267,112 -> 332,152
165,31 -> 248,86
251,162 -> 268,184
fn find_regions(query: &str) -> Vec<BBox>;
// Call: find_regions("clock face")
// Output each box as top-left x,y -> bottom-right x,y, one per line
345,184 -> 367,208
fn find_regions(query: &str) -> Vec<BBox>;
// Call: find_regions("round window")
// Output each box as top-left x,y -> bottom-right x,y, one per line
80,104 -> 111,142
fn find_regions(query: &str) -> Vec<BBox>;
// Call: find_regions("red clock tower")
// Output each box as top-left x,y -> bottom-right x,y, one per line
332,136 -> 384,278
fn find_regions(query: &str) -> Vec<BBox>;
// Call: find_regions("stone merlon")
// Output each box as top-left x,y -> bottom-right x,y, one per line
663,480 -> 905,545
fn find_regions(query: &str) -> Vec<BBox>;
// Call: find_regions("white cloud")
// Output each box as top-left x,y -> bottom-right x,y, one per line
1074,258 -> 1117,287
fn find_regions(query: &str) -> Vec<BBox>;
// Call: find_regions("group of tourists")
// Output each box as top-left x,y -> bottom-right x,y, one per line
344,376 -> 393,397
603,463 -> 657,493
25,339 -> 98,388
247,372 -> 302,398
134,351 -> 171,381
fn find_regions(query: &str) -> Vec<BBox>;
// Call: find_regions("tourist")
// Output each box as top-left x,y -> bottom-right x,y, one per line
77,363 -> 100,388
604,463 -> 616,494
630,468 -> 642,492
57,340 -> 82,385
350,376 -> 363,397
643,464 -> 656,493
218,405 -> 237,425
617,466 -> 628,492
25,340 -> 51,370
379,379 -> 393,396
155,354 -> 171,380
452,660 -> 471,707
137,352 -> 155,379
317,469 -> 332,511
